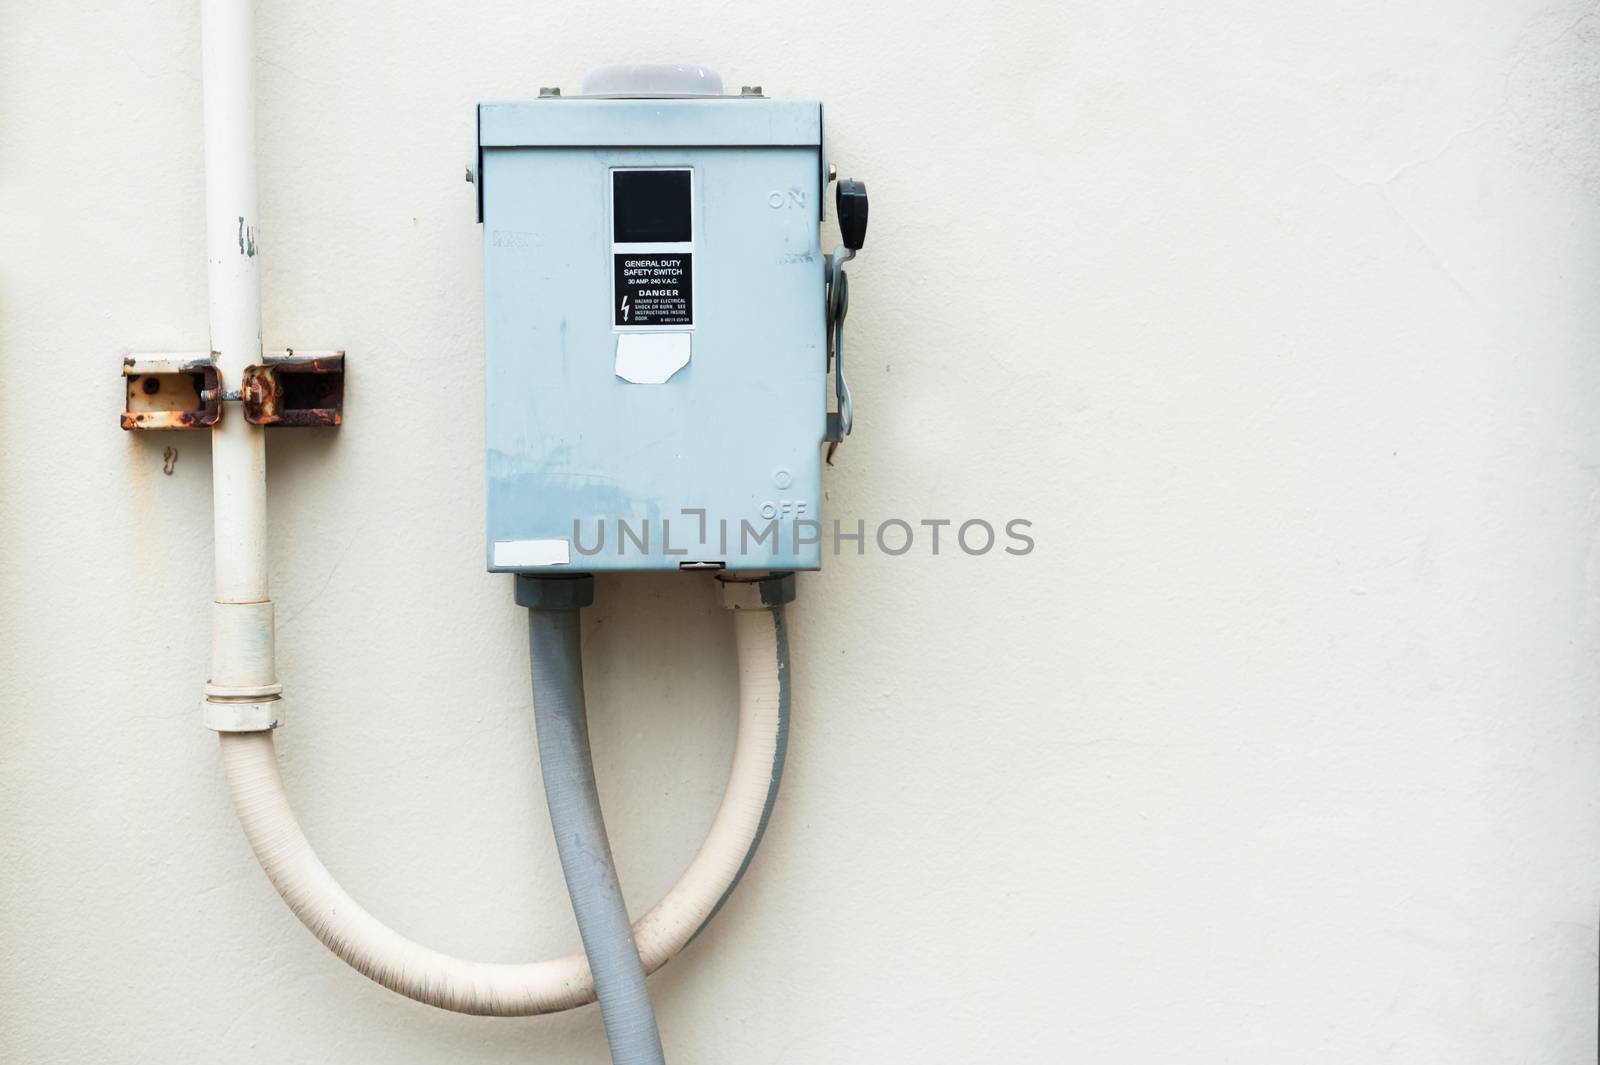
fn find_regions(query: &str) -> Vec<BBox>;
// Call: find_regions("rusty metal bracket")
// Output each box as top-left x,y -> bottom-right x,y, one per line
242,350 -> 345,427
122,349 -> 344,429
122,354 -> 222,430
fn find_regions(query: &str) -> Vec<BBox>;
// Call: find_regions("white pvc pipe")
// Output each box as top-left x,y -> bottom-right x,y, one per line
202,0 -> 265,602
201,0 -> 279,728
217,605 -> 787,1016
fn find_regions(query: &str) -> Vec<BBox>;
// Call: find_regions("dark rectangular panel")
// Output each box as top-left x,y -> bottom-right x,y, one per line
613,169 -> 692,244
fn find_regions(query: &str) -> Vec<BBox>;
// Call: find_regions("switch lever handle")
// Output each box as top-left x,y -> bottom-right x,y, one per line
836,179 -> 868,251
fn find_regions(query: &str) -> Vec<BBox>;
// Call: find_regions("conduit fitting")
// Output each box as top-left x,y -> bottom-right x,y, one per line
515,572 -> 596,611
716,571 -> 796,611
203,600 -> 282,732
204,698 -> 281,732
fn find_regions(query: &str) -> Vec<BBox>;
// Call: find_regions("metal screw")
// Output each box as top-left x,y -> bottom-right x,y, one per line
827,163 -> 837,183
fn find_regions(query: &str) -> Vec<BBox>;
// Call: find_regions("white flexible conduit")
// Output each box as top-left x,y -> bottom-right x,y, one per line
217,601 -> 789,1016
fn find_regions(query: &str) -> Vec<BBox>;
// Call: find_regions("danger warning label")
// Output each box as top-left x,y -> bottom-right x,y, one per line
614,253 -> 693,326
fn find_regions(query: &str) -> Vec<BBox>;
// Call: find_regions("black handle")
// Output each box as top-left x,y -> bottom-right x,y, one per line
836,179 -> 868,251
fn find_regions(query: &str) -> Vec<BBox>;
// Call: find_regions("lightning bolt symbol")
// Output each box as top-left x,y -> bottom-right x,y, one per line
621,294 -> 631,321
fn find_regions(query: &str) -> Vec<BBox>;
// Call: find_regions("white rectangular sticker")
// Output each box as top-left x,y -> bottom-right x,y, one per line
492,539 -> 571,567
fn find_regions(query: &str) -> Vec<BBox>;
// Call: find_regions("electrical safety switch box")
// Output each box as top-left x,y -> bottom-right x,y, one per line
477,96 -> 827,573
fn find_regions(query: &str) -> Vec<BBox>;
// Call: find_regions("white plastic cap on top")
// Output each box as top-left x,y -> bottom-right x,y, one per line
580,63 -> 725,98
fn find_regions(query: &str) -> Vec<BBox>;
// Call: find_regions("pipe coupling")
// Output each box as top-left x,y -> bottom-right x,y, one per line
202,696 -> 282,732
205,600 -> 282,731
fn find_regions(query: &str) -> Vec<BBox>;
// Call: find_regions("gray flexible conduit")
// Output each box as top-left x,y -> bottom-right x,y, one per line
528,605 -> 667,1065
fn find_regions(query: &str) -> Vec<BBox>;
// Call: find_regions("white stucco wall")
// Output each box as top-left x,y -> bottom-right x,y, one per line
4,1 -> 1600,1060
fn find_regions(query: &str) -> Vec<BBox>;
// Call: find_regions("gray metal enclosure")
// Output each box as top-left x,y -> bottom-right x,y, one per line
479,98 -> 827,573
